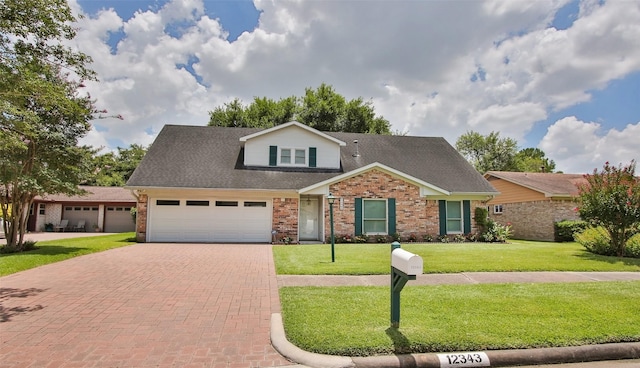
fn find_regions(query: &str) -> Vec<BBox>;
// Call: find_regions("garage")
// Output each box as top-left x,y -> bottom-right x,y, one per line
62,205 -> 99,231
147,198 -> 272,242
104,206 -> 135,233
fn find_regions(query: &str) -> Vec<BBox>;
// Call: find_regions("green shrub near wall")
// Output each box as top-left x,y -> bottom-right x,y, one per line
554,220 -> 588,242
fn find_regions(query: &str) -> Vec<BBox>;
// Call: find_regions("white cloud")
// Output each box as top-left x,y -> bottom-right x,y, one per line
67,0 -> 640,173
539,116 -> 640,173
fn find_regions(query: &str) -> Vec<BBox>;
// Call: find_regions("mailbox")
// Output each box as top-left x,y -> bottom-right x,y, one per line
391,248 -> 423,276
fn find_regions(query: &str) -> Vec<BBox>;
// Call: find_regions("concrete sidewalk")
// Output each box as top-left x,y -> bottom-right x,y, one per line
277,271 -> 640,287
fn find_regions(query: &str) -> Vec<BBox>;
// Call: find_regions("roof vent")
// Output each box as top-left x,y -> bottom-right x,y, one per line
352,140 -> 360,157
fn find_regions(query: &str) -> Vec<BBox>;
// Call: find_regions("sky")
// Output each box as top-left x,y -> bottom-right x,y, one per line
69,0 -> 640,174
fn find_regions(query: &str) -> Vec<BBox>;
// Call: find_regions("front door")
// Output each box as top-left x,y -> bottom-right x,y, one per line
299,197 -> 319,241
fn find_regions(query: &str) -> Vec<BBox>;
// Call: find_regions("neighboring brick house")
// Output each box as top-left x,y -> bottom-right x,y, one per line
126,122 -> 498,243
484,171 -> 587,241
27,186 -> 137,233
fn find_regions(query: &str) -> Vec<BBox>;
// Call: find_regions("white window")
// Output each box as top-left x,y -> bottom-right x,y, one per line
363,199 -> 387,234
446,201 -> 463,234
494,205 -> 503,214
295,149 -> 306,164
280,147 -> 306,166
280,148 -> 291,164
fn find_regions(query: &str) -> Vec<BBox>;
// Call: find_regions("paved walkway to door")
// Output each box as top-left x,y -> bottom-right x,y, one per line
0,243 -> 293,368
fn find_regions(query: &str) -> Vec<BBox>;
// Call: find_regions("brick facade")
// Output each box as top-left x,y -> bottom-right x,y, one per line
489,199 -> 579,241
136,193 -> 148,242
134,171 -> 484,243
272,198 -> 299,241
324,169 -> 458,241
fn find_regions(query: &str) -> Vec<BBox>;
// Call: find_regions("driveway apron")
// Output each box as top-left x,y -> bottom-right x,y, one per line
0,243 -> 292,368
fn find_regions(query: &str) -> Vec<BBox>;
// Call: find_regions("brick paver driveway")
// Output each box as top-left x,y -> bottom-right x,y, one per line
0,243 -> 293,367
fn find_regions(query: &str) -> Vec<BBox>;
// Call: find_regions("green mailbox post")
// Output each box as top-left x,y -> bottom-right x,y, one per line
390,241 -> 423,328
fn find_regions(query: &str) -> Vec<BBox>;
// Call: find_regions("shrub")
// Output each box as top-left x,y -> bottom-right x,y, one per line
554,220 -> 588,242
474,207 -> 489,230
481,219 -> 512,242
0,240 -> 38,254
453,234 -> 466,242
625,233 -> 640,258
575,227 -> 616,256
423,234 -> 434,242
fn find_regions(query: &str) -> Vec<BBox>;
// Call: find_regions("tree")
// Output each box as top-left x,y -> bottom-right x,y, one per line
1,0 -> 97,250
455,131 -> 519,173
208,83 -> 391,134
577,160 -> 640,257
515,148 -> 556,172
85,144 -> 148,186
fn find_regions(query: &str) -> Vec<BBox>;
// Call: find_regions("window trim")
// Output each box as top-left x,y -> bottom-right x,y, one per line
279,147 -> 307,166
493,204 -> 503,214
362,198 -> 388,235
446,200 -> 463,234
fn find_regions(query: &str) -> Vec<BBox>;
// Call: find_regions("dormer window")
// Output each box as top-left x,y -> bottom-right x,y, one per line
269,145 -> 317,167
280,148 -> 306,166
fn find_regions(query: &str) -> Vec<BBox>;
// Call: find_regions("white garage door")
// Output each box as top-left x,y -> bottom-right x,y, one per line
148,199 -> 272,242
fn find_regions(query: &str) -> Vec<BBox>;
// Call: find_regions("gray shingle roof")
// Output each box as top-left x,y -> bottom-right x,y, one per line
127,125 -> 497,194
36,186 -> 136,202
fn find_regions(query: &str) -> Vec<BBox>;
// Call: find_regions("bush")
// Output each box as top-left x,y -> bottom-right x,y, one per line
554,220 -> 588,242
475,207 -> 489,230
0,240 -> 38,254
574,227 -> 616,256
481,219 -> 512,242
625,233 -> 640,258
576,227 -> 640,258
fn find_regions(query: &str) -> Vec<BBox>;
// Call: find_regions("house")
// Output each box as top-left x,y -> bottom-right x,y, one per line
28,186 -> 137,233
126,122 -> 498,243
484,171 -> 587,241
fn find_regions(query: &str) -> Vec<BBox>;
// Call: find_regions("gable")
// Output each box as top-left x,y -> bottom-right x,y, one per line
241,123 -> 344,169
485,177 -> 546,204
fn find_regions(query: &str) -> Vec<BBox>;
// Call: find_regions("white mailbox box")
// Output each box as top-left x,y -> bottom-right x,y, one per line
391,248 -> 423,276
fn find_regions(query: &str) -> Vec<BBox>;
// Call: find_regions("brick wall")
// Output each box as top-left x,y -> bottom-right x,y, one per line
136,193 -> 148,242
489,200 -> 580,241
272,197 -> 299,241
324,169 -> 443,241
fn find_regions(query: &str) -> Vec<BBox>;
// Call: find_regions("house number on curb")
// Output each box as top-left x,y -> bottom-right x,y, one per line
437,352 -> 490,367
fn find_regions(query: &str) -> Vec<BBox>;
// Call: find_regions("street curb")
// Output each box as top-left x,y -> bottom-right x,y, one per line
271,313 -> 640,368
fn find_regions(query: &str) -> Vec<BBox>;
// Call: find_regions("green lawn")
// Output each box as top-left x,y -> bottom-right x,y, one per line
280,281 -> 640,356
0,233 -> 136,276
275,240 -> 640,356
273,240 -> 640,274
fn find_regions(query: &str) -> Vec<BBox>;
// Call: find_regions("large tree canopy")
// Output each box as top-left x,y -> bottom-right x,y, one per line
208,83 -> 391,134
85,144 -> 148,187
577,160 -> 640,257
455,131 -> 519,173
455,131 -> 557,173
1,0 -> 97,249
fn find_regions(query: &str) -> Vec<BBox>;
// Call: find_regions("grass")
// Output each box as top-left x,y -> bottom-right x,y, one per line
280,281 -> 640,356
0,233 -> 136,276
273,240 -> 640,274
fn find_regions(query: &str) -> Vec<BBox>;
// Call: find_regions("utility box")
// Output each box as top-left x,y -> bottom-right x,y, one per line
391,248 -> 423,276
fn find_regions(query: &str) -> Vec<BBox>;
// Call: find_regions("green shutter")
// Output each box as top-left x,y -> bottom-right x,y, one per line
463,200 -> 471,234
355,198 -> 363,235
309,147 -> 317,167
438,200 -> 447,236
269,145 -> 277,166
387,198 -> 396,235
